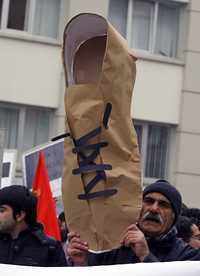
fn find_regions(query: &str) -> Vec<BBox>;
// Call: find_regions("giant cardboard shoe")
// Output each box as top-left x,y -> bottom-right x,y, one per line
62,13 -> 142,252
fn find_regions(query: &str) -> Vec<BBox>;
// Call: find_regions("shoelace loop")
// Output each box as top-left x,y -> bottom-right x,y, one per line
51,103 -> 117,200
72,103 -> 117,200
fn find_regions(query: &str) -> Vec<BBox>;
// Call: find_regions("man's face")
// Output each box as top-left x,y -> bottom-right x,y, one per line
0,205 -> 16,234
138,192 -> 174,237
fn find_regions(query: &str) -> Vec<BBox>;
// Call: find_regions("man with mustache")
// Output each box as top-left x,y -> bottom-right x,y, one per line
67,180 -> 200,265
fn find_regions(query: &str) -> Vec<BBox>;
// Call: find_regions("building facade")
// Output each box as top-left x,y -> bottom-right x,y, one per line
0,0 -> 199,207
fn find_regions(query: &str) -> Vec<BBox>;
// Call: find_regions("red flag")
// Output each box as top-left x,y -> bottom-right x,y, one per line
32,151 -> 61,241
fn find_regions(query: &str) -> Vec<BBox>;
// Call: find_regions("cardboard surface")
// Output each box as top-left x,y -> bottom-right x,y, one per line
62,13 -> 142,251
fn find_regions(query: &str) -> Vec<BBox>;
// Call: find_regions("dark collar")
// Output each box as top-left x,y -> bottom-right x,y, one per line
0,223 -> 43,240
146,227 -> 177,248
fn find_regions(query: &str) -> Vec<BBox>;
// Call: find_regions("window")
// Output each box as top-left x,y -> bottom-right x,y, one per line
131,0 -> 153,51
134,121 -> 171,179
0,103 -> 52,152
0,0 -> 61,39
108,0 -> 184,58
108,0 -> 128,37
32,0 -> 61,38
0,106 -> 19,148
23,108 -> 50,151
7,0 -> 27,30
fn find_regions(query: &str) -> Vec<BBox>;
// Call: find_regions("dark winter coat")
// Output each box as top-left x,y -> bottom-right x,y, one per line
0,224 -> 67,266
87,227 -> 200,265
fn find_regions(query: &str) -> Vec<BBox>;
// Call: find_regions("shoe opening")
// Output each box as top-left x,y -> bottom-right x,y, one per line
63,13 -> 107,85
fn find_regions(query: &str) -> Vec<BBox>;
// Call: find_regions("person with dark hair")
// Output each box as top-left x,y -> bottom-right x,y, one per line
0,185 -> 67,266
177,216 -> 200,249
181,207 -> 200,230
67,180 -> 200,265
176,216 -> 194,243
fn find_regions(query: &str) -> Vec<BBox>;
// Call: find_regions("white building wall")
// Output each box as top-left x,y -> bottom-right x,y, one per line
0,36 -> 62,108
132,57 -> 183,124
190,0 -> 200,10
175,0 -> 200,207
67,0 -> 109,18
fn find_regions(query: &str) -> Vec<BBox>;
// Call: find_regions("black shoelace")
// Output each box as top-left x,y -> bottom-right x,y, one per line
52,103 -> 117,200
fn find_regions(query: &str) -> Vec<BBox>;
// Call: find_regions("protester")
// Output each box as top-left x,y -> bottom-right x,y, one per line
58,211 -> 68,243
67,180 -> 200,265
58,211 -> 69,260
177,215 -> 200,249
0,185 -> 67,266
177,215 -> 195,242
181,207 -> 200,230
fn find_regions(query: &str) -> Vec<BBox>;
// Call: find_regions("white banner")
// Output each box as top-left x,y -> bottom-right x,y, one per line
1,149 -> 17,188
0,261 -> 200,276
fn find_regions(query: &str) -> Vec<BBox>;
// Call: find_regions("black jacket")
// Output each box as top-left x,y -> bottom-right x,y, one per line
0,224 -> 67,266
87,227 -> 200,265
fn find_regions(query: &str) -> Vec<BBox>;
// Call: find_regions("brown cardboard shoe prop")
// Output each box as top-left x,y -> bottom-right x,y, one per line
62,13 -> 142,252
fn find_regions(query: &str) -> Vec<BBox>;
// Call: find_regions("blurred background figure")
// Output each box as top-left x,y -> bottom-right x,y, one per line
176,216 -> 200,249
58,211 -> 68,243
190,223 -> 200,249
58,211 -> 69,260
181,207 -> 200,230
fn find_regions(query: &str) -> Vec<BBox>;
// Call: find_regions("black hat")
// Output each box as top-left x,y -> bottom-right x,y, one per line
143,179 -> 182,224
0,185 -> 37,226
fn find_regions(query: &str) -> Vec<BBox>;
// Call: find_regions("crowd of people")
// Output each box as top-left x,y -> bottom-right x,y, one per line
0,180 -> 200,267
